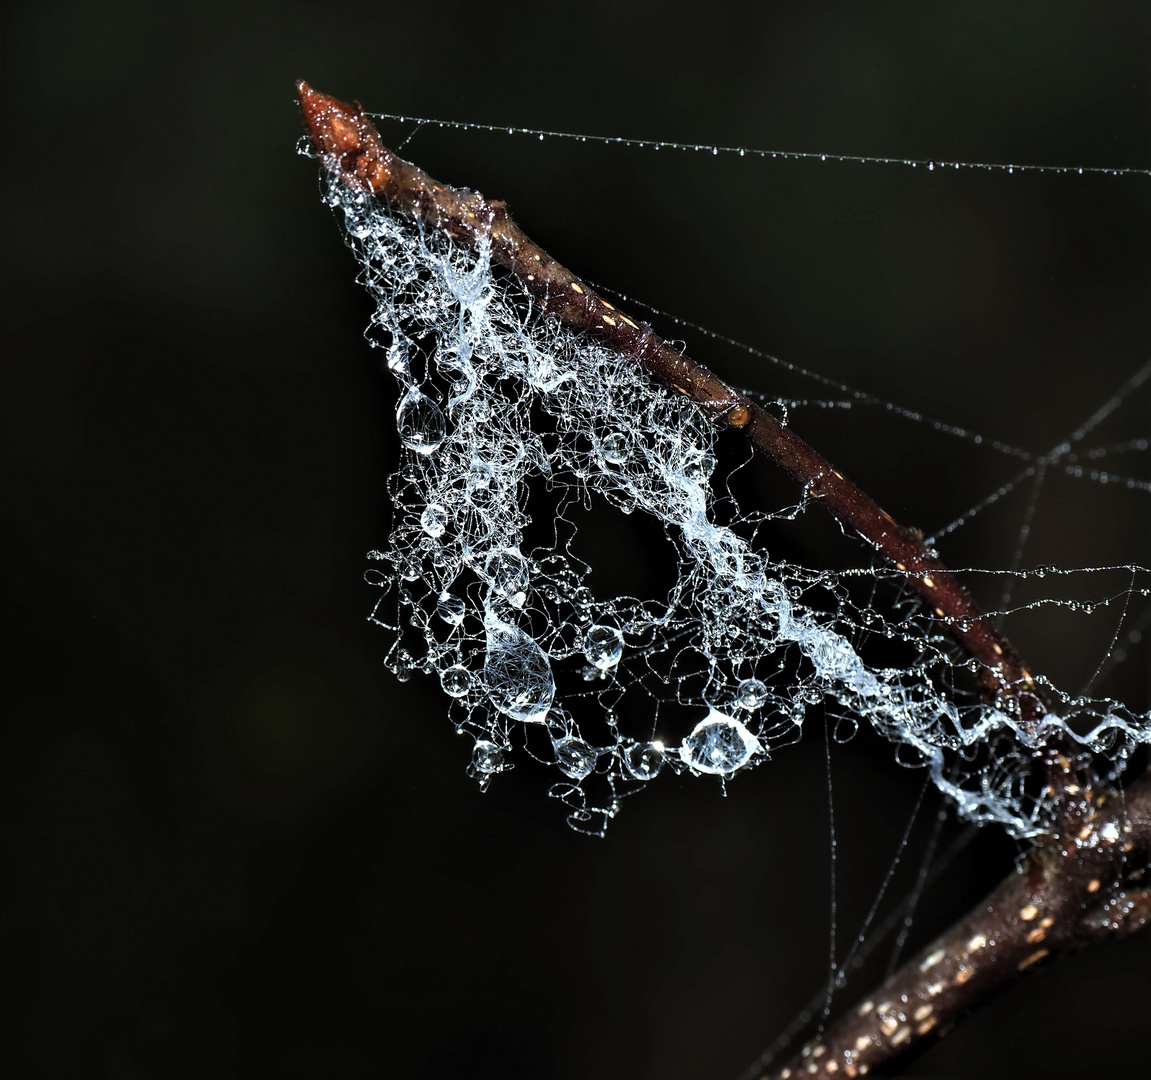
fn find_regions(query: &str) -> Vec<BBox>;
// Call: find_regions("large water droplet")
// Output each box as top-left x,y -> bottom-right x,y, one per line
386,338 -> 410,375
623,741 -> 664,780
436,591 -> 466,627
483,616 -> 554,723
345,208 -> 373,239
735,678 -> 768,711
421,503 -> 448,538
684,450 -> 716,483
679,709 -> 761,775
599,433 -> 630,465
584,624 -> 624,671
470,739 -> 504,773
484,547 -> 530,607
396,387 -> 446,455
440,664 -> 472,697
554,736 -> 598,780
572,586 -> 595,622
468,739 -> 504,786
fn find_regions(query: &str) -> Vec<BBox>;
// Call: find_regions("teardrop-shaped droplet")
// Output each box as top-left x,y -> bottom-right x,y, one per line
440,664 -> 472,697
483,616 -> 554,723
584,624 -> 624,671
623,741 -> 664,780
396,387 -> 446,455
554,735 -> 598,780
679,709 -> 761,775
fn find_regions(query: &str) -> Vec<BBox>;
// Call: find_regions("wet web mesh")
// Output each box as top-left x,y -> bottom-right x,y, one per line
314,161 -> 1150,838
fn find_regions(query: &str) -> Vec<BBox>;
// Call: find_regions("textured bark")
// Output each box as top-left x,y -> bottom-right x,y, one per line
762,770 -> 1151,1078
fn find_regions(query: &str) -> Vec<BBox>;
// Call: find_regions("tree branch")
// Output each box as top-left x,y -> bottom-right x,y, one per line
295,81 -> 1043,736
295,83 -> 1144,1075
762,769 -> 1151,1078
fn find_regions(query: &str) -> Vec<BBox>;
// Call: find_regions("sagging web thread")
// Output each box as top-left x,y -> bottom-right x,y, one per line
377,111 -> 1151,178
314,151 -> 1150,839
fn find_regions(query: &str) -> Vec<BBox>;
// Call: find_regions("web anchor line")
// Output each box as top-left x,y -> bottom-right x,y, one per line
369,111 -> 1151,179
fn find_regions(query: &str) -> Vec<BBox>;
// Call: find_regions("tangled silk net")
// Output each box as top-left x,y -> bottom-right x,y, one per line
319,170 -> 1151,837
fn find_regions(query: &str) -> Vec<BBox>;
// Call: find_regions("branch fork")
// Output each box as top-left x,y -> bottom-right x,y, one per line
296,82 -> 1145,1075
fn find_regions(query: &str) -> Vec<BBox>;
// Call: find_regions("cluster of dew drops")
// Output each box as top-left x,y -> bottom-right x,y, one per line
319,172 -> 1137,837
347,202 -> 781,830
333,187 -> 828,824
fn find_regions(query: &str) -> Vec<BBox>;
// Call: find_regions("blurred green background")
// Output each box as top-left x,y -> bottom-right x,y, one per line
4,2 -> 1148,1077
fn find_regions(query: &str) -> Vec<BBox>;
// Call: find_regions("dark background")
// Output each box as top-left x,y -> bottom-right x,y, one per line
4,3 -> 1149,1077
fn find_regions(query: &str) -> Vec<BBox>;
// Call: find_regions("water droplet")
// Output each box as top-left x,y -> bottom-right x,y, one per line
572,586 -> 595,620
624,741 -> 664,780
735,678 -> 768,711
585,624 -> 624,671
554,735 -> 597,780
484,547 -> 531,604
599,432 -> 630,465
436,591 -> 466,627
399,555 -> 422,581
679,709 -> 761,775
345,207 -> 373,239
386,338 -> 410,375
389,648 -> 418,683
684,451 -> 716,483
396,387 -> 446,455
468,739 -> 504,782
483,616 -> 555,723
441,664 -> 472,697
421,503 -> 448,538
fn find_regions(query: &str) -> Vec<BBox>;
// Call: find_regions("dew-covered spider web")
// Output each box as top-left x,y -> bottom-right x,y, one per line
309,135 -> 1150,841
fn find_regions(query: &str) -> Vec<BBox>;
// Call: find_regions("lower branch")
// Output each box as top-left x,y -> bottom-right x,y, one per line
761,770 -> 1151,1078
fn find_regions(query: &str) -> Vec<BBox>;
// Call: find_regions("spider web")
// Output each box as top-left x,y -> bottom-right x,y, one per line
307,137 -> 1150,840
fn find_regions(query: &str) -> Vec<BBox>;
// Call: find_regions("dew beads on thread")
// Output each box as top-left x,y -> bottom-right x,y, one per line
373,111 -> 1151,179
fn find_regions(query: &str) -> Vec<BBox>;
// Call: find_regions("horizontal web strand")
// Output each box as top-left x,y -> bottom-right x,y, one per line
373,112 -> 1151,179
